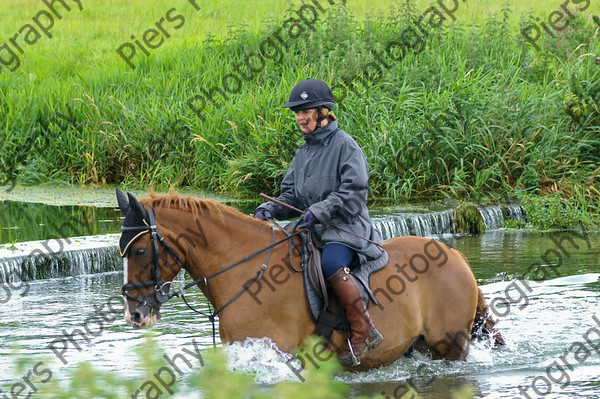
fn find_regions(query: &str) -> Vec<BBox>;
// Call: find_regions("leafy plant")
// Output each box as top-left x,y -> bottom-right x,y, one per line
1,0 -> 599,223
518,193 -> 593,230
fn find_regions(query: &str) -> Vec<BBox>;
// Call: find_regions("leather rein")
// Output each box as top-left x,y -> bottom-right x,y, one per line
121,208 -> 305,346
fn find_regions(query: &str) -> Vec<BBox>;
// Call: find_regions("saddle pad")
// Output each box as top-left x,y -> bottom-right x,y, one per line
303,249 -> 389,324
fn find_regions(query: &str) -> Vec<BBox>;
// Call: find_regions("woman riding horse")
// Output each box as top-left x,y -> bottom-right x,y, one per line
254,78 -> 385,365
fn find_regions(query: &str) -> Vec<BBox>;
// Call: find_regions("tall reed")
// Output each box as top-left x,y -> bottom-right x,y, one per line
1,1 -> 598,213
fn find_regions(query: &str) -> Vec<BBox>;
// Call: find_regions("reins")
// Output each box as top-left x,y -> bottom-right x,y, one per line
121,208 -> 305,346
174,227 -> 305,346
259,193 -> 384,249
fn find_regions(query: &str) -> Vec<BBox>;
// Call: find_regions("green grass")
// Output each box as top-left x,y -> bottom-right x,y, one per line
1,0 -> 599,222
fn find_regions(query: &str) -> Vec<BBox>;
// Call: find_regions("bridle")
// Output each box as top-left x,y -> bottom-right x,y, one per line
121,208 -> 305,345
121,208 -> 183,307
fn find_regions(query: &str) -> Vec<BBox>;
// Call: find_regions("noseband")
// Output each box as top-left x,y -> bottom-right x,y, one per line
121,208 -> 184,308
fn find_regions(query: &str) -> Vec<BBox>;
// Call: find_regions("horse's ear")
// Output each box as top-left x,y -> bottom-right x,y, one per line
127,192 -> 148,221
116,189 -> 130,215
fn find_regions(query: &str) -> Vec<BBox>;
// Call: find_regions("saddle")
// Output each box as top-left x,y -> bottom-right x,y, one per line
298,229 -> 389,336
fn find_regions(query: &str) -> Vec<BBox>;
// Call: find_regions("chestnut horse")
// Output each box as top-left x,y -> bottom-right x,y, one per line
117,191 -> 502,371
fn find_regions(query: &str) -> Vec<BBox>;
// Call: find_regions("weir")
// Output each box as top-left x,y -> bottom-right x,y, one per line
373,203 -> 526,239
0,235 -> 121,284
0,203 -> 526,284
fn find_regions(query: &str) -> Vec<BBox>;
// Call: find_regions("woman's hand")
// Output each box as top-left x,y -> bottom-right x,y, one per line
301,210 -> 317,227
254,209 -> 272,221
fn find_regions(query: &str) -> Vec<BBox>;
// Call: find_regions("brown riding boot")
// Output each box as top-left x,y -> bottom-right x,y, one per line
328,267 -> 383,366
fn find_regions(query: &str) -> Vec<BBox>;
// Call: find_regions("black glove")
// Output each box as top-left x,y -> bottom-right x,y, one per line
254,209 -> 272,221
301,210 -> 317,227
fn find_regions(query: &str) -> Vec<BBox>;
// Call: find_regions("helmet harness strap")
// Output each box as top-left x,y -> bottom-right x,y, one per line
314,105 -> 326,132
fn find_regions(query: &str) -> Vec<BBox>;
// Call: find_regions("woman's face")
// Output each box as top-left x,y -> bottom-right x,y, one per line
295,108 -> 320,134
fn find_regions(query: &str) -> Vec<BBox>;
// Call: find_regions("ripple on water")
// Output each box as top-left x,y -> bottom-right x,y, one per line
1,246 -> 599,398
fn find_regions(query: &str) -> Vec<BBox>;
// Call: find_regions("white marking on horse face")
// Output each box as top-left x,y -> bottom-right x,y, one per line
121,256 -> 160,328
144,310 -> 158,328
123,257 -> 131,323
123,256 -> 129,284
126,308 -> 158,329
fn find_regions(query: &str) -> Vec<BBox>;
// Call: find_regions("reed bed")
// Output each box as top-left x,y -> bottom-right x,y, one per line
1,1 -> 598,219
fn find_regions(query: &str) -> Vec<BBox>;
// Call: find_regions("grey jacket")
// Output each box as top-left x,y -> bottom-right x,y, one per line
257,120 -> 384,264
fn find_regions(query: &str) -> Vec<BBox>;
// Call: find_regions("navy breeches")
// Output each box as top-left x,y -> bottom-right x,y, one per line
321,243 -> 356,279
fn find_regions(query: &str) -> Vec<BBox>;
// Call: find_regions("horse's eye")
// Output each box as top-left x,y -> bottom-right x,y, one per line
134,248 -> 146,257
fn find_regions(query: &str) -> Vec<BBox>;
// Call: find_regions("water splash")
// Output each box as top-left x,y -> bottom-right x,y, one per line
224,337 -> 298,384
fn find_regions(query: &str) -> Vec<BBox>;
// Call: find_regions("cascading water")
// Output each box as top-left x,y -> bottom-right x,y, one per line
0,235 -> 121,284
0,202 -> 526,284
373,202 -> 526,240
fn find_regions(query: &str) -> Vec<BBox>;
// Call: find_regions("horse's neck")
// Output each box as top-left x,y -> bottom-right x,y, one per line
158,206 -> 312,347
168,208 -> 283,305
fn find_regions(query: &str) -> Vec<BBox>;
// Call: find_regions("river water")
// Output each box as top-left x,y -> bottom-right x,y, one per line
0,200 -> 598,398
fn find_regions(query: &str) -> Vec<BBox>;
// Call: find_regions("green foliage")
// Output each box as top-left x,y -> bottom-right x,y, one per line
36,363 -> 139,399
503,217 -> 527,229
189,348 -> 256,399
454,203 -> 486,235
1,336 -> 480,398
519,193 -> 594,230
268,339 -> 350,399
0,0 -> 599,214
1,336 -> 351,399
452,386 -> 476,399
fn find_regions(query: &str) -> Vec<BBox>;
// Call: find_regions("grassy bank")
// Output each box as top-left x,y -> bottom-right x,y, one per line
1,1 -> 599,221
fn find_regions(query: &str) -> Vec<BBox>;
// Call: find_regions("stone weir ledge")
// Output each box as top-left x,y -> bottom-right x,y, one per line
0,234 -> 121,284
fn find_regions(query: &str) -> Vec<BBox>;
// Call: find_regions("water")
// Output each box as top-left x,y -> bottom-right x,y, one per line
0,201 -> 122,244
0,200 -> 525,283
0,235 -> 120,283
0,200 -> 599,398
371,202 -> 526,237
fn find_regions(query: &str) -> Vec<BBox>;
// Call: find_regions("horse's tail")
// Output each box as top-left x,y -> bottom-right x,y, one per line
471,288 -> 505,345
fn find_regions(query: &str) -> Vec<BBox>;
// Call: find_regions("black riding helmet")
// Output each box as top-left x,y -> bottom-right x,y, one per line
283,78 -> 335,111
283,78 -> 335,130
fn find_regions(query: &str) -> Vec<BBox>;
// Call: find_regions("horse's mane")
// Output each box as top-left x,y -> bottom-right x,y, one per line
138,191 -> 268,227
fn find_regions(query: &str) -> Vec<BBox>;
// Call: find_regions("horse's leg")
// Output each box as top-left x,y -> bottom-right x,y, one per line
347,245 -> 428,370
425,328 -> 472,360
420,248 -> 479,361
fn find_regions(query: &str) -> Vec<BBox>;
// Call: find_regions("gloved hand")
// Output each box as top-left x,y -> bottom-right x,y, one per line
254,209 -> 272,221
301,210 -> 317,227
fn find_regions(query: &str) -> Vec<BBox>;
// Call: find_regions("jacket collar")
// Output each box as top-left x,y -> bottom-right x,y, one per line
303,120 -> 339,145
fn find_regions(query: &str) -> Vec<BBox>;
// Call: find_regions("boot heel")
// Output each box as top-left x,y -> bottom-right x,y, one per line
366,327 -> 384,349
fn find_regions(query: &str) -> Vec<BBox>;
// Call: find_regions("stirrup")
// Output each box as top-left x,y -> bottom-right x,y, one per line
339,329 -> 384,366
347,338 -> 360,366
339,338 -> 365,366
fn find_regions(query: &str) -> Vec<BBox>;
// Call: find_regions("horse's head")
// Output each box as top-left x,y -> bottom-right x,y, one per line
116,189 -> 184,329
